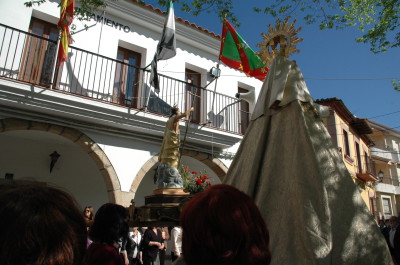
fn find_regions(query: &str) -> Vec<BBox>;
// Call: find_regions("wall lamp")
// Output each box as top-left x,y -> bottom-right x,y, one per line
4,173 -> 14,180
378,170 -> 384,182
49,151 -> 61,173
209,66 -> 221,78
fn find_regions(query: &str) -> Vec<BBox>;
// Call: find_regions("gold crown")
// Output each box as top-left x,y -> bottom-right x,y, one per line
256,17 -> 303,67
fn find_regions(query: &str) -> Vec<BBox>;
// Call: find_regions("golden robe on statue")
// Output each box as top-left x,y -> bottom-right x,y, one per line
224,56 -> 392,265
157,128 -> 183,188
159,128 -> 180,168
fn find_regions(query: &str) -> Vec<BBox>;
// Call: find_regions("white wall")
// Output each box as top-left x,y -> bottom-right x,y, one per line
0,130 -> 109,211
84,130 -> 160,192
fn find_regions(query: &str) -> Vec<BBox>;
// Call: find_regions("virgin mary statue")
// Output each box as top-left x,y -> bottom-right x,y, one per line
224,18 -> 392,265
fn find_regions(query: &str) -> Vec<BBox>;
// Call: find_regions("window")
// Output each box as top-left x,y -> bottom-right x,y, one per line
355,142 -> 362,173
343,130 -> 350,156
369,197 -> 376,216
20,18 -> 58,86
185,69 -> 202,124
382,197 -> 392,216
364,151 -> 370,173
113,47 -> 141,107
238,87 -> 250,134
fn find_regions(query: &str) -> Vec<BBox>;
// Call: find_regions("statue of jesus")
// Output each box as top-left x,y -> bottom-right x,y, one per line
156,105 -> 193,188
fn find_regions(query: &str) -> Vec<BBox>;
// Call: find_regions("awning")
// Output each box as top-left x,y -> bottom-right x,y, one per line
356,172 -> 379,182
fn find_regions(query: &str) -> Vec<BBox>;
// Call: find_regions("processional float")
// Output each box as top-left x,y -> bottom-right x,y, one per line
225,17 -> 393,265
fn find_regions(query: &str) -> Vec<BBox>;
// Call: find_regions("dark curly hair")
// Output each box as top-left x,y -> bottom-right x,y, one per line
89,203 -> 128,245
180,184 -> 271,265
0,182 -> 87,265
170,106 -> 179,117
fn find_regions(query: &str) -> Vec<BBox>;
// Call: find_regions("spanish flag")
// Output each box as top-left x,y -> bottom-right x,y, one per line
219,19 -> 268,81
57,0 -> 74,67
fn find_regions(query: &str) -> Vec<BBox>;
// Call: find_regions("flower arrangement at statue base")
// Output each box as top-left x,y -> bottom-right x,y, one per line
180,165 -> 211,195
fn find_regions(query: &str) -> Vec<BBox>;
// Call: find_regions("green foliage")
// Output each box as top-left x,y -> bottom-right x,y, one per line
76,0 -> 108,21
254,0 -> 400,53
392,79 -> 400,91
25,0 -> 110,22
176,0 -> 238,26
24,0 -> 46,7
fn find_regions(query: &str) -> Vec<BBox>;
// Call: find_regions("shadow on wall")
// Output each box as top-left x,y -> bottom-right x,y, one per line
134,164 -> 158,206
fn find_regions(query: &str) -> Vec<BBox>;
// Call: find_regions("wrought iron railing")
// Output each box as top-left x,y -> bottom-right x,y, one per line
378,177 -> 400,186
0,23 -> 249,134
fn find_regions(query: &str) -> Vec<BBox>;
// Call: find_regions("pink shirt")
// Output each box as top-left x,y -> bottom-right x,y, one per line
85,242 -> 124,265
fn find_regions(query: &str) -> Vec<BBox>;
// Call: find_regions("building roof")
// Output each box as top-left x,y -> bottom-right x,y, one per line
315,97 -> 374,146
130,0 -> 221,39
366,119 -> 400,136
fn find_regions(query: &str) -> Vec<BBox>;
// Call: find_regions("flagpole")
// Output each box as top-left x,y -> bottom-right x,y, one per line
178,85 -> 199,166
209,62 -> 220,117
49,38 -> 60,89
97,10 -> 105,54
143,55 -> 156,111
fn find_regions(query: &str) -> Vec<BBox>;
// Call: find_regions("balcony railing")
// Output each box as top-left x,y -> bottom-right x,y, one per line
0,23 -> 248,135
371,147 -> 399,163
379,177 -> 400,187
356,157 -> 378,182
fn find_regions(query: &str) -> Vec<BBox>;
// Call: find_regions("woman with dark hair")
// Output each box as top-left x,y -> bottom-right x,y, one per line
176,184 -> 271,265
141,226 -> 164,265
85,203 -> 129,265
0,182 -> 87,265
83,205 -> 95,229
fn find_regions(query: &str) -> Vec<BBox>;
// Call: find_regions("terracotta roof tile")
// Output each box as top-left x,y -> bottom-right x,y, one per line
128,0 -> 221,39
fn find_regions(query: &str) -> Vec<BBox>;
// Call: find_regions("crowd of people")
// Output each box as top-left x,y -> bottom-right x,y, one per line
0,182 -> 271,265
380,216 -> 400,264
3,181 -> 399,265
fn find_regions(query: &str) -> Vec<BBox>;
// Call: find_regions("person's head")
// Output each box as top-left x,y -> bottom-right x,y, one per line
385,219 -> 391,227
180,184 -> 271,265
389,216 -> 399,227
83,206 -> 94,220
83,206 -> 94,231
0,182 -> 87,265
89,203 -> 129,245
170,106 -> 180,117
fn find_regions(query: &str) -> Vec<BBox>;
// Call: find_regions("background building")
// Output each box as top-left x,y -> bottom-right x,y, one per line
0,0 -> 263,211
316,98 -> 378,217
368,119 -> 400,221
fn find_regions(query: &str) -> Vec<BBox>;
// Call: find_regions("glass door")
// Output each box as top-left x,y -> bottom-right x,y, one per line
113,47 -> 141,107
20,18 -> 58,86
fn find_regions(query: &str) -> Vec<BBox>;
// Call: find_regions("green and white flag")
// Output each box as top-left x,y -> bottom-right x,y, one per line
150,0 -> 176,92
157,0 -> 176,60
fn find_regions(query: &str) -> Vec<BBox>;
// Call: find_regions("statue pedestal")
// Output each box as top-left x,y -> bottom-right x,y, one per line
152,187 -> 188,195
130,188 -> 192,227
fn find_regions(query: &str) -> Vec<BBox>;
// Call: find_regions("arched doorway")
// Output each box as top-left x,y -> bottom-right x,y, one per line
0,118 -> 122,210
130,152 -> 228,206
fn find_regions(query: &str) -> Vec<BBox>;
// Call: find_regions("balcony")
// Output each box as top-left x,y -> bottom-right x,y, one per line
356,157 -> 378,182
0,23 -> 248,136
378,177 -> 400,187
392,150 -> 400,163
375,177 -> 400,195
371,146 -> 398,163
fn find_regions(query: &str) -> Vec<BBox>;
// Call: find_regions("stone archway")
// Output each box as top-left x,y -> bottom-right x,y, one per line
129,149 -> 228,192
0,118 -> 121,203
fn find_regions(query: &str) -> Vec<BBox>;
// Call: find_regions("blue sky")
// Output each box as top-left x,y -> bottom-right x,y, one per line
146,0 -> 400,130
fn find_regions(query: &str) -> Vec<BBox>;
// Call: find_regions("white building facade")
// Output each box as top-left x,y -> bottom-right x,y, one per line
368,119 -> 400,220
0,0 -> 263,210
